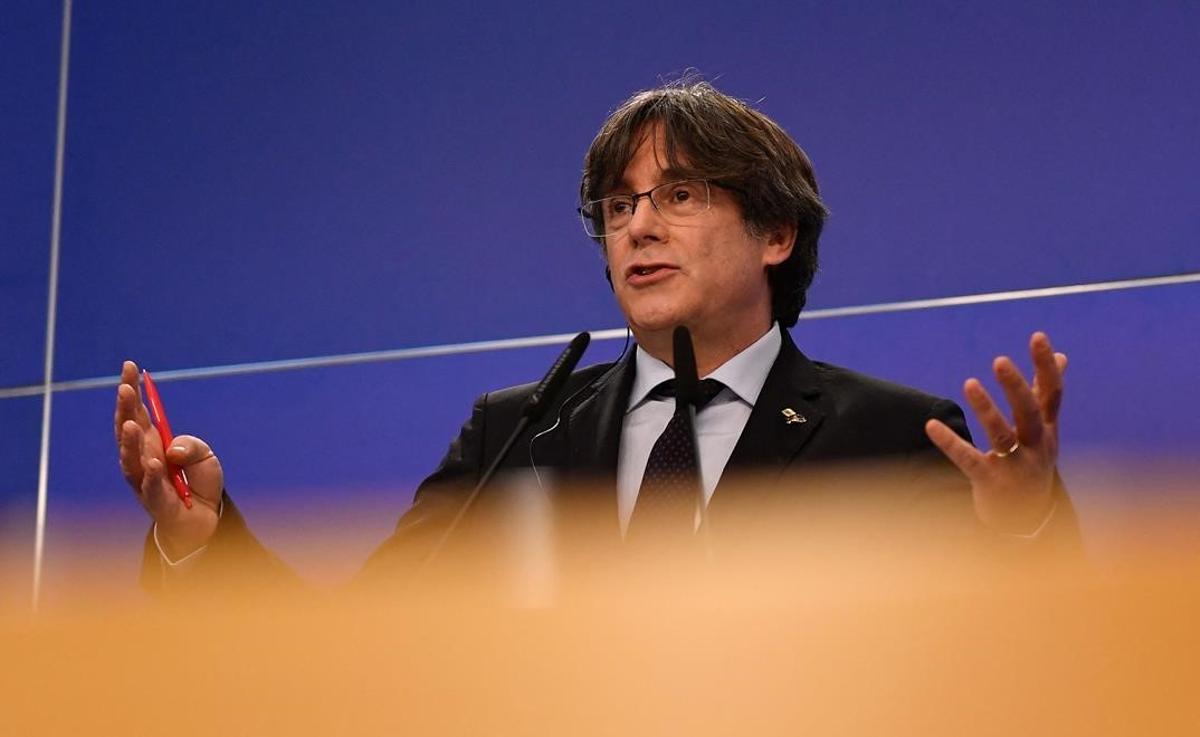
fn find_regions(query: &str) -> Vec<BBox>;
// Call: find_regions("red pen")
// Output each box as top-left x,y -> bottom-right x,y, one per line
141,370 -> 193,509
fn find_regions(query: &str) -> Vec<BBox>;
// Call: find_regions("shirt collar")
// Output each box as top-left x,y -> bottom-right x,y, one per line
626,323 -> 782,412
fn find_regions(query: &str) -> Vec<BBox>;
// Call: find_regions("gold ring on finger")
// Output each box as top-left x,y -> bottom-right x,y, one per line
993,439 -> 1021,458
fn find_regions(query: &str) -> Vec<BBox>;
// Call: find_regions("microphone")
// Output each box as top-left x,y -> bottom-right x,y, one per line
672,326 -> 710,535
672,325 -> 699,410
424,331 -> 592,565
522,331 -> 591,422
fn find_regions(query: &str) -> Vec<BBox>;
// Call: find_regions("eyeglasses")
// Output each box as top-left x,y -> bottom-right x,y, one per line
578,179 -> 713,239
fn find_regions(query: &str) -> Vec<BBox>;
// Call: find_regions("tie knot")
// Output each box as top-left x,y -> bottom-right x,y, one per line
651,378 -> 726,410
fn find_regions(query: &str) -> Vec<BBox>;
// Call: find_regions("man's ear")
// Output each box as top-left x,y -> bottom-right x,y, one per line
761,223 -> 797,268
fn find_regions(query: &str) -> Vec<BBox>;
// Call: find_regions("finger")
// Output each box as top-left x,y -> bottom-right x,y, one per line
128,362 -> 152,428
1029,333 -> 1064,424
114,362 -> 136,442
1033,353 -> 1069,394
993,356 -> 1043,448
925,419 -> 989,481
141,456 -> 174,510
163,435 -> 215,467
164,435 -> 223,505
120,359 -> 139,386
963,378 -> 1018,453
114,364 -> 151,438
113,379 -> 122,443
114,384 -> 142,442
118,420 -> 146,489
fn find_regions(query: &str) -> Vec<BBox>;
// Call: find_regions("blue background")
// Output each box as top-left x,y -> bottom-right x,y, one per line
3,1 -> 1198,603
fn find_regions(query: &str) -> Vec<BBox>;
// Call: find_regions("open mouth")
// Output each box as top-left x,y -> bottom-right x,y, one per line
626,263 -> 677,282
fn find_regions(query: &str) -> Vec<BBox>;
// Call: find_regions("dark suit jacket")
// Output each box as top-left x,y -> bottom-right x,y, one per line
143,326 -> 1079,592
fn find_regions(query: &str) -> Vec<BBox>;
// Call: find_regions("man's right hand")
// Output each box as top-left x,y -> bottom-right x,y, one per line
115,360 -> 223,561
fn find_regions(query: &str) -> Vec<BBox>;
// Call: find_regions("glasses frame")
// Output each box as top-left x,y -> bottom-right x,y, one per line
578,179 -> 718,240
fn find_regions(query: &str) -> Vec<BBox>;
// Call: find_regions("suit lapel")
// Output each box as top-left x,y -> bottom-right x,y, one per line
565,349 -> 635,477
719,327 -> 825,484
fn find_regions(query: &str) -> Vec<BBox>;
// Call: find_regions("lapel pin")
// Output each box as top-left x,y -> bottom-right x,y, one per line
781,408 -> 806,425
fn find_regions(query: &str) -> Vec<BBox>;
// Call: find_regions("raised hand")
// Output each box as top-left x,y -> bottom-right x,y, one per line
115,360 -> 223,560
925,332 -> 1067,534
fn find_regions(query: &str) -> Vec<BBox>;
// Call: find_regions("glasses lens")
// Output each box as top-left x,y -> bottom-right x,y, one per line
580,196 -> 633,238
650,180 -> 710,221
579,207 -> 601,238
579,181 -> 711,239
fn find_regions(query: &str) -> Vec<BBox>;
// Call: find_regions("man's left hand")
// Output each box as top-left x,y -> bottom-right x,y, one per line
925,331 -> 1067,535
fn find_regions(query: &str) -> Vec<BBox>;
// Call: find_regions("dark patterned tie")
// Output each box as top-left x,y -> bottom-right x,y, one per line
627,378 -> 726,538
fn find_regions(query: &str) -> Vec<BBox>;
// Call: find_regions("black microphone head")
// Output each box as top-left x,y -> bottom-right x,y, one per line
521,331 -> 591,422
672,325 -> 699,408
566,329 -> 591,361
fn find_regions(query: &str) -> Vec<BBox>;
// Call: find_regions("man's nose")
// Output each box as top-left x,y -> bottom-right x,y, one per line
625,194 -> 666,246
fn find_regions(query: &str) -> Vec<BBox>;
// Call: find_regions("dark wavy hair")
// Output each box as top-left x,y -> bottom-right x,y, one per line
581,79 -> 828,327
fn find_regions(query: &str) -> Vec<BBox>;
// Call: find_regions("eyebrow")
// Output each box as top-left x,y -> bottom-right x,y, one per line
611,167 -> 693,194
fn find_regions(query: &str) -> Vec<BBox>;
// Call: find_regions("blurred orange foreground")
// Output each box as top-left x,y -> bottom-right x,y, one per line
4,466 -> 1200,736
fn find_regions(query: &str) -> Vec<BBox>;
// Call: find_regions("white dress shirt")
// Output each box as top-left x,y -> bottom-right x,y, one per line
616,324 -> 781,534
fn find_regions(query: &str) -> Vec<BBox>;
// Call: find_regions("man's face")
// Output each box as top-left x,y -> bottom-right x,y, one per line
603,127 -> 793,346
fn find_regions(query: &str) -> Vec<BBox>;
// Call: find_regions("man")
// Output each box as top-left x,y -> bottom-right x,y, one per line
115,81 -> 1075,586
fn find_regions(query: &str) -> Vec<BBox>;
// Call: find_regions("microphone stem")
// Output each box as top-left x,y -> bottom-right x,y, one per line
422,415 -> 532,570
